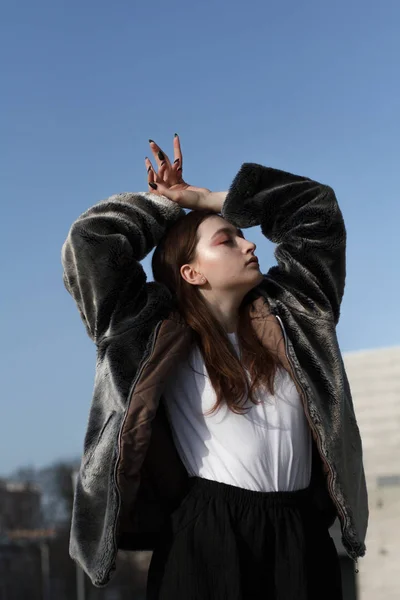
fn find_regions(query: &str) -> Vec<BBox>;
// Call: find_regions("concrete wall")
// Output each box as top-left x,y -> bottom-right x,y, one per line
343,346 -> 400,600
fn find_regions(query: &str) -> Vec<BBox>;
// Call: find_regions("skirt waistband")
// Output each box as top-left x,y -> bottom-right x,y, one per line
187,476 -> 311,508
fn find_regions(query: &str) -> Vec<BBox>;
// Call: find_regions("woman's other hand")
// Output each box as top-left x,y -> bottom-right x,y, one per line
145,135 -> 213,211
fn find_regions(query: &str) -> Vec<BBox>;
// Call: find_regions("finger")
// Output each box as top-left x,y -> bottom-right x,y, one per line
173,133 -> 183,166
152,146 -> 173,183
149,139 -> 172,170
172,133 -> 183,176
158,161 -> 168,182
145,157 -> 156,185
146,156 -> 166,186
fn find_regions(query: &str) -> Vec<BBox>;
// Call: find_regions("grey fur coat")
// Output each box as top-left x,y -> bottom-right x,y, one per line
62,163 -> 368,587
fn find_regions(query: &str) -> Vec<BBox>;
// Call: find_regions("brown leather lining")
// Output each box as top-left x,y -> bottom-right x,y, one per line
116,319 -> 193,528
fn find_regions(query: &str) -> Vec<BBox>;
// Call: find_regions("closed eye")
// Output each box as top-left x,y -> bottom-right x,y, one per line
222,233 -> 244,245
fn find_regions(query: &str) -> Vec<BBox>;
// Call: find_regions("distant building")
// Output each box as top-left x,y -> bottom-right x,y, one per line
334,345 -> 400,600
0,531 -> 56,600
0,480 -> 42,532
0,483 -> 46,600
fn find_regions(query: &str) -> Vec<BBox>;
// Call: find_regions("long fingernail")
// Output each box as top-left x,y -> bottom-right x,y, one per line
149,139 -> 154,144
174,133 -> 178,137
158,150 -> 165,161
149,182 -> 158,190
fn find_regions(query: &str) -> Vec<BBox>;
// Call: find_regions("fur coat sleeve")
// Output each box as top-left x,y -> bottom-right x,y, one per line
221,163 -> 346,324
61,192 -> 185,343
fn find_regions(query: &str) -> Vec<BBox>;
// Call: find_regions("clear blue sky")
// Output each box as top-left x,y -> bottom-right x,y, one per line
1,0 -> 399,475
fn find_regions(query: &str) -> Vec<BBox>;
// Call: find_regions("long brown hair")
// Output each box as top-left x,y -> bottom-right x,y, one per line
152,209 -> 279,416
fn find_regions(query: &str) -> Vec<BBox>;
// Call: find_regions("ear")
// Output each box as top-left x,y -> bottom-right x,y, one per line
180,264 -> 205,286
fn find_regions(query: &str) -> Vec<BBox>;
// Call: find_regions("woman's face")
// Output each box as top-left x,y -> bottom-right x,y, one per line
180,215 -> 263,293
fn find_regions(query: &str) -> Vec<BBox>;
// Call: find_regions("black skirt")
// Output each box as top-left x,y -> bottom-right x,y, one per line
146,476 -> 343,600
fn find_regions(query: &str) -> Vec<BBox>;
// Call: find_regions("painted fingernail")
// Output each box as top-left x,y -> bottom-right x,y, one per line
174,133 -> 178,137
149,182 -> 158,190
158,150 -> 165,161
149,139 -> 154,144
174,158 -> 180,164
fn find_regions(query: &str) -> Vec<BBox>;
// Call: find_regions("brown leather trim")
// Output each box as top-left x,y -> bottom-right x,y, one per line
249,296 -> 304,397
116,318 -> 193,528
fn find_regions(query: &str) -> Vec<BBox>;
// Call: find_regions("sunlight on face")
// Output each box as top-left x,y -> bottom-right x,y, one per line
191,215 -> 263,293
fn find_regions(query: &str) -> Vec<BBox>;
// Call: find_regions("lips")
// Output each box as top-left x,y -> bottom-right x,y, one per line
246,257 -> 259,266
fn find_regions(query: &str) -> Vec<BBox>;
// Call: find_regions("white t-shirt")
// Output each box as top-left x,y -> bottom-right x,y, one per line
162,332 -> 312,492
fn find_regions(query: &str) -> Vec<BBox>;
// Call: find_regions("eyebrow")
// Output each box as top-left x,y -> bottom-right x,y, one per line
210,226 -> 243,241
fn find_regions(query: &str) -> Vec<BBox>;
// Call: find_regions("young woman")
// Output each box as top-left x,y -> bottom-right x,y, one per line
62,135 -> 368,600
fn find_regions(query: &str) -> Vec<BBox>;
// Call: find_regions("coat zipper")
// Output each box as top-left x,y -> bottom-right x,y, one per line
106,319 -> 164,582
273,311 -> 359,568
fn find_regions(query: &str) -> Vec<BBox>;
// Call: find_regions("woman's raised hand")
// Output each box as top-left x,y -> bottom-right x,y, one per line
145,135 -> 213,211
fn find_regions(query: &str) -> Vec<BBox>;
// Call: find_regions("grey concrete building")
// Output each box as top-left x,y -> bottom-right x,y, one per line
338,345 -> 400,600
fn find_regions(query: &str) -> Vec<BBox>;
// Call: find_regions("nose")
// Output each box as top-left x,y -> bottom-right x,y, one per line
244,239 -> 257,254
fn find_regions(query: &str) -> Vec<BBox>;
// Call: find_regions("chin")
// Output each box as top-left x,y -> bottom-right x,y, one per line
243,271 -> 264,294
251,271 -> 264,288
252,270 -> 264,284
